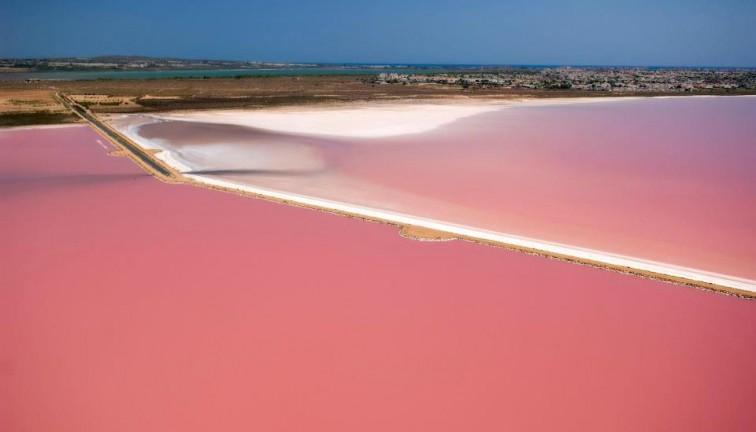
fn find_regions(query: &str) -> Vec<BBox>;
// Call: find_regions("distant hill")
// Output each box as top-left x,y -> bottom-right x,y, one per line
0,56 -> 312,72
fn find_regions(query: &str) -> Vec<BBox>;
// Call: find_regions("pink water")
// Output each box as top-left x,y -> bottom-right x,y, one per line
2,125 -> 756,431
131,97 -> 756,281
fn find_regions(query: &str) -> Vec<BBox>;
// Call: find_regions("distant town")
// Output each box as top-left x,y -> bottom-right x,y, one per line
2,57 -> 754,94
373,67 -> 756,92
3,58 -> 756,128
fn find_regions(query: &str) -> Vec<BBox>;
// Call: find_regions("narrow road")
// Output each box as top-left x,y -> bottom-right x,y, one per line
56,93 -> 178,180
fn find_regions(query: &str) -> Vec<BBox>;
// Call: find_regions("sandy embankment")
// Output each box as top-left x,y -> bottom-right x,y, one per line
111,101 -> 756,295
147,97 -> 638,138
152,102 -> 503,138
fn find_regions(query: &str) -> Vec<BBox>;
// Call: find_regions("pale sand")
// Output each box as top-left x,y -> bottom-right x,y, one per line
118,96 -> 652,139
152,103 -> 504,138
107,97 -> 637,139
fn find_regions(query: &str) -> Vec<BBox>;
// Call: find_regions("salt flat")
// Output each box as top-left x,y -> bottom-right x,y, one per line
150,102 -> 502,137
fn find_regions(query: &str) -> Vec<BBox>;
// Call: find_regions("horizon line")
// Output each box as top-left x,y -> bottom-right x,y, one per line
2,55 -> 755,70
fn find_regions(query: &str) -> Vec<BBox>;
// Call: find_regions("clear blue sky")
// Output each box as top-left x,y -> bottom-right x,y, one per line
2,0 -> 754,66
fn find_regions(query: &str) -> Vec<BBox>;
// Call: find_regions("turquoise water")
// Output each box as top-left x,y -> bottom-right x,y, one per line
6,65 -> 742,82
2,67 -> 451,81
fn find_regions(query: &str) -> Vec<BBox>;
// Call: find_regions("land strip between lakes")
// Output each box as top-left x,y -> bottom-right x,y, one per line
58,96 -> 756,299
56,93 -> 179,182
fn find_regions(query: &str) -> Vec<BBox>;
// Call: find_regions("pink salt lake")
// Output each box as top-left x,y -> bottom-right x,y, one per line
2,120 -> 756,432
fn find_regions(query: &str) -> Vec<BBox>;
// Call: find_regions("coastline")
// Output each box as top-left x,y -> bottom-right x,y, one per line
105,95 -> 665,140
128,93 -> 756,132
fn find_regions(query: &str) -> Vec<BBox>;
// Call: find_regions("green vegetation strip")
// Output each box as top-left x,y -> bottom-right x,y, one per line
0,111 -> 78,127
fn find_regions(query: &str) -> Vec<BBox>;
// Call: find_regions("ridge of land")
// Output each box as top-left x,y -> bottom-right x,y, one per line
2,74 -> 754,127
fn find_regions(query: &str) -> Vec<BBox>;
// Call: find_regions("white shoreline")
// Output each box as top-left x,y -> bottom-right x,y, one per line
152,103 -> 503,138
112,95 -> 755,139
186,173 -> 755,293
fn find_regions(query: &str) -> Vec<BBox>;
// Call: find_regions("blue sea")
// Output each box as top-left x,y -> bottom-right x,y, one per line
0,64 -> 552,81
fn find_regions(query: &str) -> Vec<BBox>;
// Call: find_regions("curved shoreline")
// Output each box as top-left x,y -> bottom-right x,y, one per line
100,98 -> 756,297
